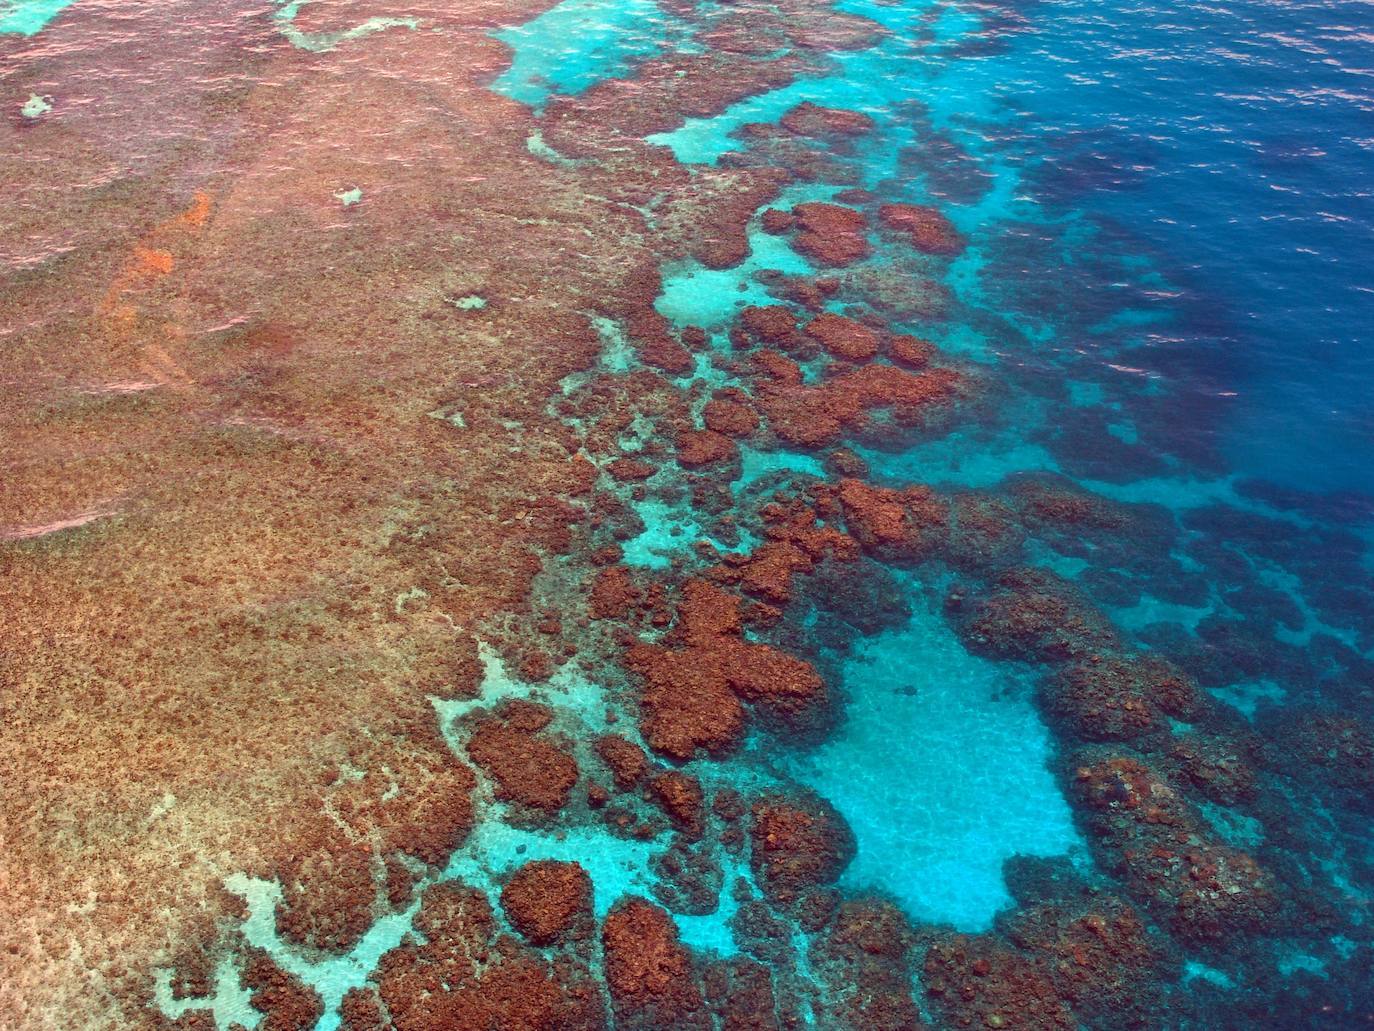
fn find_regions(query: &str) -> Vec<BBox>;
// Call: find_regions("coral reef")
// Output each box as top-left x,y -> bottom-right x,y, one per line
876,203 -> 966,256
748,791 -> 856,906
464,702 -> 579,819
625,579 -> 832,758
602,898 -> 710,1029
788,202 -> 872,267
1069,751 -> 1282,945
500,860 -> 593,946
5,0 -> 1371,1027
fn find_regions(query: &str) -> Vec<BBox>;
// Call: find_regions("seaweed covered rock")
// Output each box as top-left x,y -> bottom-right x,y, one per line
651,838 -> 724,915
1166,731 -> 1260,807
810,900 -> 925,1030
716,497 -> 859,606
500,860 -> 593,946
886,333 -> 934,369
835,477 -> 950,563
748,791 -> 856,906
703,392 -> 761,437
677,428 -> 740,470
602,898 -> 710,1030
752,361 -> 966,450
595,733 -> 650,790
1263,708 -> 1374,813
273,741 -> 476,952
465,701 -> 579,819
1070,752 -> 1282,945
650,770 -> 706,837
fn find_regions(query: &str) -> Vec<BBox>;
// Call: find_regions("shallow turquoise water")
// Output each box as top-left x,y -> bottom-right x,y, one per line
490,0 -> 674,106
0,0 -> 75,35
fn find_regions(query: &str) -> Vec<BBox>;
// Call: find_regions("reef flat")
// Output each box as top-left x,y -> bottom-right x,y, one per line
2,0 -> 1372,1028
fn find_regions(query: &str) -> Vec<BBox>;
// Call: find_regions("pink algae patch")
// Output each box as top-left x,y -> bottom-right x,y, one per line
1,505 -> 118,542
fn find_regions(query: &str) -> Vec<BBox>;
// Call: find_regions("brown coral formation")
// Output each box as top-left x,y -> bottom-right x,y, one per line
949,567 -> 1121,663
465,701 -> 579,819
594,733 -> 651,790
748,791 -> 856,906
241,950 -> 325,1031
1,0 -> 743,1018
500,860 -> 593,946
361,881 -> 605,1030
703,391 -> 762,438
1040,654 -> 1202,744
1003,897 -> 1173,1029
779,101 -> 876,139
753,358 -> 967,449
649,770 -> 707,838
804,311 -> 881,362
712,495 -> 859,605
809,900 -> 925,1030
834,476 -> 952,563
876,202 -> 967,256
677,428 -> 741,470
923,935 -> 1075,1031
602,898 -> 710,1030
702,958 -> 782,1031
268,742 -> 478,954
789,202 -> 872,266
1070,752 -> 1281,945
625,580 -> 832,759
8,0 -> 1342,1025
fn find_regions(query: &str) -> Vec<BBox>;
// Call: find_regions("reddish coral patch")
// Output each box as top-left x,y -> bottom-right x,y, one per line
676,428 -> 739,469
752,360 -> 966,450
465,702 -> 579,818
608,457 -> 657,482
590,565 -> 641,621
242,950 -> 324,1031
886,333 -> 934,369
876,203 -> 965,256
748,791 -> 855,906
649,770 -> 706,838
949,567 -> 1120,664
702,393 -> 760,437
1071,752 -> 1281,944
804,311 -> 880,362
1042,653 -> 1202,744
923,935 -> 1074,1031
625,580 -> 830,759
790,202 -> 871,267
500,860 -> 593,946
602,898 -> 709,1030
779,101 -> 875,139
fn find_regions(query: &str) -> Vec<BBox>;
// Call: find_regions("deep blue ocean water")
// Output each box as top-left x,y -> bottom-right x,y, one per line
7,0 -> 1374,1025
975,0 -> 1374,497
